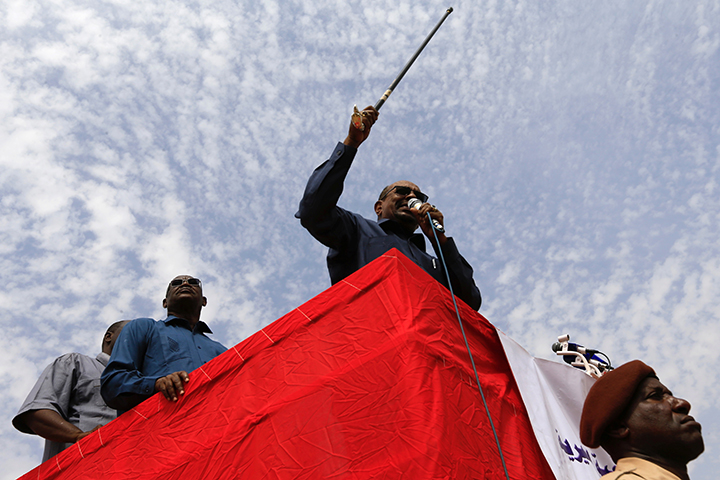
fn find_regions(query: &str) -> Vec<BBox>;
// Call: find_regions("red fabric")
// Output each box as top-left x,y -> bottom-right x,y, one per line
19,249 -> 554,479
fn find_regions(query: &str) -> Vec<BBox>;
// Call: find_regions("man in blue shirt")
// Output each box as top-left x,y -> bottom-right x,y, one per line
296,106 -> 481,310
101,275 -> 227,413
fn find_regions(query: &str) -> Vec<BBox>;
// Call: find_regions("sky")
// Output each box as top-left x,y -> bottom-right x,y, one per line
1,0 -> 719,477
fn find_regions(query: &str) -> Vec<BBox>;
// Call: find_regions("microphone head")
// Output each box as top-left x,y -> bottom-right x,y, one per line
551,342 -> 563,353
407,198 -> 422,210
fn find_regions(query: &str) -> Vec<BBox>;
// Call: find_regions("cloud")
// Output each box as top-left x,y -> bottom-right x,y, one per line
2,0 -> 720,477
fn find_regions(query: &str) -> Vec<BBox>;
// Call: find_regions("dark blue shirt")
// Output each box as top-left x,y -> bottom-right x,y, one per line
296,142 -> 481,310
100,316 -> 226,412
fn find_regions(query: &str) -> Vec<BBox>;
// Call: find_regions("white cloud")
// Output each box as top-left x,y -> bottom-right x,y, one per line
2,0 -> 720,477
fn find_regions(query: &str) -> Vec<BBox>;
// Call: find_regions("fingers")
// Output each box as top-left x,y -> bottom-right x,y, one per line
415,203 -> 443,222
413,203 -> 446,243
155,371 -> 190,401
359,106 -> 378,129
77,425 -> 103,441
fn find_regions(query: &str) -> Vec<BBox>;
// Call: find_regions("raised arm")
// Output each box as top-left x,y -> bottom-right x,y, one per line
296,106 -> 378,249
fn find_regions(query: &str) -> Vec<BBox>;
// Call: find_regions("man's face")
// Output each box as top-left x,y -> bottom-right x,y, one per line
623,376 -> 704,463
374,181 -> 425,231
163,275 -> 206,312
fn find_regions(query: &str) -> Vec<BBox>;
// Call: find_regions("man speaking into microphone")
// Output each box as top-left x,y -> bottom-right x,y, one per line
296,106 -> 481,310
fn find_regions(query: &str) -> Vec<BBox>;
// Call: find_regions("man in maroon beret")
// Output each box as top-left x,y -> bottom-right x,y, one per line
579,360 -> 704,479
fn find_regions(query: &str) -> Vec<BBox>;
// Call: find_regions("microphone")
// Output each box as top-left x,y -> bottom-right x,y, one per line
552,342 -> 606,367
551,342 -> 599,356
408,198 -> 445,233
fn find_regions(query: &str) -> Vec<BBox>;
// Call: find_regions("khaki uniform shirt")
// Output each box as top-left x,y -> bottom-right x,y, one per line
600,457 -> 683,480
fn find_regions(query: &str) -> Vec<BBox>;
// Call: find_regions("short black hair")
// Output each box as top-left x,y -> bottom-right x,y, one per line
102,320 -> 130,349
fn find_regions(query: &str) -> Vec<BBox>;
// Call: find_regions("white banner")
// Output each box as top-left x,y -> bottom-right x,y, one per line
497,330 -> 615,480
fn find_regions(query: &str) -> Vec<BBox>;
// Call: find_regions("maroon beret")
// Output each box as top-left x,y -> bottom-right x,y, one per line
579,360 -> 656,448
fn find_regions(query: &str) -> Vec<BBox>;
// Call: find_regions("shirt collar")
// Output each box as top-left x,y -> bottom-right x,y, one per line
164,315 -> 214,334
614,457 -> 682,480
96,352 -> 110,366
378,218 -> 426,250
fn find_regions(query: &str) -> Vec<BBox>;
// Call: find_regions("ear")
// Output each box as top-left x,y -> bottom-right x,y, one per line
605,422 -> 630,440
162,298 -> 168,309
374,200 -> 383,217
202,296 -> 207,307
103,331 -> 112,345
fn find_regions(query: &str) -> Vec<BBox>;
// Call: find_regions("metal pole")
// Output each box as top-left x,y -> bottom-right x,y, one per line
374,7 -> 454,111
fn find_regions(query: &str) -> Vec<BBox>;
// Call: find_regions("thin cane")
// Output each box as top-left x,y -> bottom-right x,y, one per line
353,8 -> 454,129
376,7 -> 454,110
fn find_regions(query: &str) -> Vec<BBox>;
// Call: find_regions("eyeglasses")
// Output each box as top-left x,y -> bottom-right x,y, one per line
380,185 -> 429,203
169,278 -> 202,288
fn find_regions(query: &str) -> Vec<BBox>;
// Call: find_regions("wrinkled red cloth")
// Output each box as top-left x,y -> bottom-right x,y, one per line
19,249 -> 554,480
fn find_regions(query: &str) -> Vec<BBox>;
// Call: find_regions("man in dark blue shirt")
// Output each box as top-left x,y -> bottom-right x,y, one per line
296,106 -> 481,310
101,275 -> 227,413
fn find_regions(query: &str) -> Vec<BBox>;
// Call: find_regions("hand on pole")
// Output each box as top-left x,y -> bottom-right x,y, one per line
343,105 -> 378,149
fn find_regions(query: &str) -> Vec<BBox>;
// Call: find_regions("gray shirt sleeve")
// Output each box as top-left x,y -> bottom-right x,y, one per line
13,352 -> 116,462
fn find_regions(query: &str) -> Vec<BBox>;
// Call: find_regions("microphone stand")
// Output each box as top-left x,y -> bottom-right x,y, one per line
427,211 -> 510,480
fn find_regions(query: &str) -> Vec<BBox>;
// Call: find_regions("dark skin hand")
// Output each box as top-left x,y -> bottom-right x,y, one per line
411,203 -> 447,247
343,106 -> 379,149
155,371 -> 190,402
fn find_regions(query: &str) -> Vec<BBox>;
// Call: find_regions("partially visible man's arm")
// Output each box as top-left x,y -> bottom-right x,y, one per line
295,106 -> 379,249
18,409 -> 99,444
432,238 -> 482,310
13,353 -> 104,443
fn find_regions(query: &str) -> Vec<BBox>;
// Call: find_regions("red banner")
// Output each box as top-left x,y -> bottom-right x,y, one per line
19,249 -> 554,479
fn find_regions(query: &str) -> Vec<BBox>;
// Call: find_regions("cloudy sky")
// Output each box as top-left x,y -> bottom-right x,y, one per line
1,0 -> 719,477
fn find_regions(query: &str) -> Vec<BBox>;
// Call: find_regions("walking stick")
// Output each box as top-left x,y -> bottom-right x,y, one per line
353,7 -> 454,129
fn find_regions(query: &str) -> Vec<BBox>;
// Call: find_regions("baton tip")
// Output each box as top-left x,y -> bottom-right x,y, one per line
447,7 -> 453,13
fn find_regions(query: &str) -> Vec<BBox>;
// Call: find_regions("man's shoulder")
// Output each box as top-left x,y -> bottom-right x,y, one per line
110,318 -> 161,346
130,317 -> 158,324
601,457 -> 682,480
48,352 -> 97,370
599,471 -> 641,479
125,317 -> 160,331
53,352 -> 91,361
